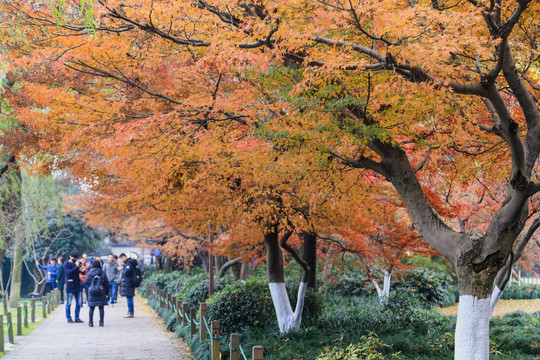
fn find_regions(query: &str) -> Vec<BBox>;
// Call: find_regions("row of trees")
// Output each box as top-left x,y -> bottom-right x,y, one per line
0,1 -> 539,359
0,151 -> 102,308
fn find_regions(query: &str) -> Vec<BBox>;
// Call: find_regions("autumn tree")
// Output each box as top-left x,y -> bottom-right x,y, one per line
2,1 -> 540,359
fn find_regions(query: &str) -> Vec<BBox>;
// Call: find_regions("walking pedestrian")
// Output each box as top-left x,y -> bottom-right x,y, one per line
56,256 -> 65,304
64,251 -> 84,323
84,260 -> 109,327
102,254 -> 120,307
35,257 -> 59,295
119,253 -> 138,318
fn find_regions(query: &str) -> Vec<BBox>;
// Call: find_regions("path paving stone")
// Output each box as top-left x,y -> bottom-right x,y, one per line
3,295 -> 194,360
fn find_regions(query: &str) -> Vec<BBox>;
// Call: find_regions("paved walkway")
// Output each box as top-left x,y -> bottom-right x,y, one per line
3,295 -> 194,359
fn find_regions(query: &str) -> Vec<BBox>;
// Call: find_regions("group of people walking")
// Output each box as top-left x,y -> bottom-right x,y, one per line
35,251 -> 142,327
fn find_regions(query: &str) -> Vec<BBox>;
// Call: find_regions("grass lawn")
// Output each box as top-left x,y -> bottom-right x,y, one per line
438,298 -> 540,316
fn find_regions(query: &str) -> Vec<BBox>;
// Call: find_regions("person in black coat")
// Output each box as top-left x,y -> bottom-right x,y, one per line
64,251 -> 85,323
84,260 -> 109,327
119,253 -> 138,318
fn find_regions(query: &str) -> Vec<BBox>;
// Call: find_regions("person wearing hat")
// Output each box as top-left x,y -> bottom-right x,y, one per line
64,251 -> 85,323
35,256 -> 59,295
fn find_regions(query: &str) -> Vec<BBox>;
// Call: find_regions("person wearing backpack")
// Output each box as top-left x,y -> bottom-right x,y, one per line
84,260 -> 109,327
119,253 -> 139,318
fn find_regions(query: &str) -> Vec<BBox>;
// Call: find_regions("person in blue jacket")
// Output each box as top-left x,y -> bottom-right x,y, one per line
64,251 -> 85,323
35,257 -> 59,295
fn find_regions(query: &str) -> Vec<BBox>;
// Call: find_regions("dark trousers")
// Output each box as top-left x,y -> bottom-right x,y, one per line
82,283 -> 89,303
89,306 -> 104,323
44,282 -> 56,295
58,283 -> 65,302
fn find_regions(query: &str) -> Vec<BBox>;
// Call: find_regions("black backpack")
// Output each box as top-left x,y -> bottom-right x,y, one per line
132,266 -> 142,288
89,275 -> 105,297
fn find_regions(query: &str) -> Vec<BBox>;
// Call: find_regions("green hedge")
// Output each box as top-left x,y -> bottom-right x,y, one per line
500,284 -> 540,300
144,269 -> 540,360
327,267 -> 457,308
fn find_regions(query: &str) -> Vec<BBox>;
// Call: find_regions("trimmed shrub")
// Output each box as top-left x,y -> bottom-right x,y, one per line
393,268 -> 456,308
182,276 -> 235,308
145,268 -> 206,295
207,280 -> 274,335
326,271 -> 372,297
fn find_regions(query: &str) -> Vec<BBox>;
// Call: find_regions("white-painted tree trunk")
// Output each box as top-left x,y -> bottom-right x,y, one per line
455,295 -> 491,360
490,286 -> 502,316
372,271 -> 391,304
269,282 -> 307,333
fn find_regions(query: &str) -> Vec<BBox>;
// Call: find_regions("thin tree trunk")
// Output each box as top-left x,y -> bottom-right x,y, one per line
8,220 -> 24,308
372,271 -> 391,304
208,232 -> 214,297
240,262 -> 249,281
321,252 -> 334,282
215,256 -> 224,273
301,231 -> 317,289
266,228 -> 307,333
197,246 -> 209,272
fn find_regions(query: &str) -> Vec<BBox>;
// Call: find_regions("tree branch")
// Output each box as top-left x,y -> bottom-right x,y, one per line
175,229 -> 206,243
328,148 -> 386,176
279,229 -> 310,283
218,257 -> 243,278
414,146 -> 431,173
486,86 -> 528,192
501,45 -> 540,174
529,182 -> 540,196
494,215 -> 540,291
310,36 -> 490,97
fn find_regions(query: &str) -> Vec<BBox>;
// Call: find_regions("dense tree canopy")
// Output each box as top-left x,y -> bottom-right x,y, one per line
0,0 -> 539,358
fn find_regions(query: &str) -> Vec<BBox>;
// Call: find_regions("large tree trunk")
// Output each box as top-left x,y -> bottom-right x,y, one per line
301,231 -> 317,289
454,267 -> 497,360
363,135 -> 531,360
265,228 -> 306,333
